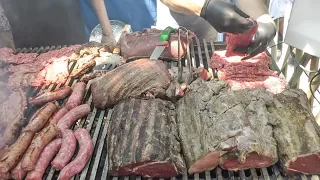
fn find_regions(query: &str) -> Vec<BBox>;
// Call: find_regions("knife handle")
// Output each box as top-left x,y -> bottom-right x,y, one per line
159,26 -> 175,42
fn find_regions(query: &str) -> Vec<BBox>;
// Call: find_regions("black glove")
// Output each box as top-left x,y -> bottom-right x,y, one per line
234,21 -> 277,59
200,0 -> 255,34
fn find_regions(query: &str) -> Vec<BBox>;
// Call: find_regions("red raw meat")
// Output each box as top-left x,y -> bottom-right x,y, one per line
225,19 -> 258,57
0,48 -> 38,64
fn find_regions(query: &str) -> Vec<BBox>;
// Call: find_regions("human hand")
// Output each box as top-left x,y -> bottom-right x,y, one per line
234,15 -> 277,59
200,0 -> 255,34
101,33 -> 117,46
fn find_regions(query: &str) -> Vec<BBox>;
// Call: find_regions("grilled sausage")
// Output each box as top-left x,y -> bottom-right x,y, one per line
51,107 -> 69,124
21,123 -> 60,171
57,104 -> 91,130
51,129 -> 76,170
23,102 -> 58,133
29,86 -> 72,105
0,131 -> 34,175
65,82 -> 86,110
25,138 -> 62,180
58,128 -> 93,180
11,161 -> 27,180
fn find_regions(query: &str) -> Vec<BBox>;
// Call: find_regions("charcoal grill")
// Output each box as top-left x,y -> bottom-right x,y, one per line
13,39 -> 320,180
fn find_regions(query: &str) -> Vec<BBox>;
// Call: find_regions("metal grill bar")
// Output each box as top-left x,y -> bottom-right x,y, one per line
12,41 -> 320,180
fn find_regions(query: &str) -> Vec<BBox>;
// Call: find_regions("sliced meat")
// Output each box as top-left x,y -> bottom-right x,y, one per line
0,88 -> 27,148
176,79 -> 278,173
21,123 -> 60,171
7,62 -> 43,74
29,86 -> 72,105
268,89 -> 320,176
117,28 -> 194,62
25,138 -> 62,180
91,59 -> 171,109
58,128 -> 93,180
65,82 -> 86,110
0,47 -> 38,64
108,98 -> 185,177
51,129 -> 77,170
57,104 -> 91,130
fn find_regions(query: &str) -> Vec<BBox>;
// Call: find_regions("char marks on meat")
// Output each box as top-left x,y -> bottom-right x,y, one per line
268,89 -> 320,176
108,98 -> 185,177
91,59 -> 171,109
176,79 -> 278,173
0,88 -> 27,149
117,28 -> 194,62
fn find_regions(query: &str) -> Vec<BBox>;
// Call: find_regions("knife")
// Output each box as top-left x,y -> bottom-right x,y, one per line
150,26 -> 175,60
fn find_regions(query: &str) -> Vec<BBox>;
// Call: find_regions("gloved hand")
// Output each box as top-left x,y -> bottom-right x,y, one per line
101,33 -> 117,47
200,0 -> 255,34
234,15 -> 277,59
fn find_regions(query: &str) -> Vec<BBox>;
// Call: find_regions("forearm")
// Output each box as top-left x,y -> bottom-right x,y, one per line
160,0 -> 205,16
91,0 -> 113,36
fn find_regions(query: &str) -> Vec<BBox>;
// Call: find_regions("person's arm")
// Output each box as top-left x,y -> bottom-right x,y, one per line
160,0 -> 205,16
91,0 -> 116,45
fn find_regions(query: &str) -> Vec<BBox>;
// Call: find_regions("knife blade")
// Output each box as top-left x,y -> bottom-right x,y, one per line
150,26 -> 175,60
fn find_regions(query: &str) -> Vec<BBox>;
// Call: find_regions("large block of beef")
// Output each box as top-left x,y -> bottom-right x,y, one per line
0,88 -> 27,149
117,28 -> 194,62
176,79 -> 278,174
107,98 -> 185,177
268,89 -> 320,176
91,59 -> 171,109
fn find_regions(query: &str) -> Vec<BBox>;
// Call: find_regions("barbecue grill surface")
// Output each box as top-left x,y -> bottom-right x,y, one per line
14,40 -> 319,180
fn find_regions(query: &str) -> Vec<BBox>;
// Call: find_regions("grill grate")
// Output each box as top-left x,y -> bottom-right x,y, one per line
12,39 -> 320,180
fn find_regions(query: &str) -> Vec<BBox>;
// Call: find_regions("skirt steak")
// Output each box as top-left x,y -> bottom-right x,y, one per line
176,79 -> 278,174
268,89 -> 320,176
107,98 -> 185,177
91,59 -> 171,109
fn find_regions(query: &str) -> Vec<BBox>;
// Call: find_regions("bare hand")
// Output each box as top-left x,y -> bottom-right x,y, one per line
101,34 -> 117,46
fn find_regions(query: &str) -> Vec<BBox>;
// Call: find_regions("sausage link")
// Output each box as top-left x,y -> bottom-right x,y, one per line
65,82 -> 86,110
25,138 -> 62,180
23,102 -> 58,133
21,123 -> 60,171
57,104 -> 91,130
29,86 -> 72,105
51,129 -> 76,170
11,161 -> 27,180
51,107 -> 69,124
0,131 -> 34,174
58,128 -> 93,180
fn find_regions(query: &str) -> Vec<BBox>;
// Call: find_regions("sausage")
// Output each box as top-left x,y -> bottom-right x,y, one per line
51,129 -> 77,170
0,131 -> 34,174
21,123 -> 60,171
65,82 -> 86,110
58,128 -> 93,180
25,138 -> 62,180
57,104 -> 91,130
11,161 -> 27,180
29,86 -> 72,105
23,102 -> 58,133
51,107 -> 69,124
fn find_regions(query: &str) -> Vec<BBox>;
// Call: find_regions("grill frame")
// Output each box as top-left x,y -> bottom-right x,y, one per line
12,39 -> 320,180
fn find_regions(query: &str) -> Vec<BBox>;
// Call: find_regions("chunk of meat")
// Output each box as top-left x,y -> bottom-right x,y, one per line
108,98 -> 185,177
91,59 -> 171,109
117,28 -> 194,62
